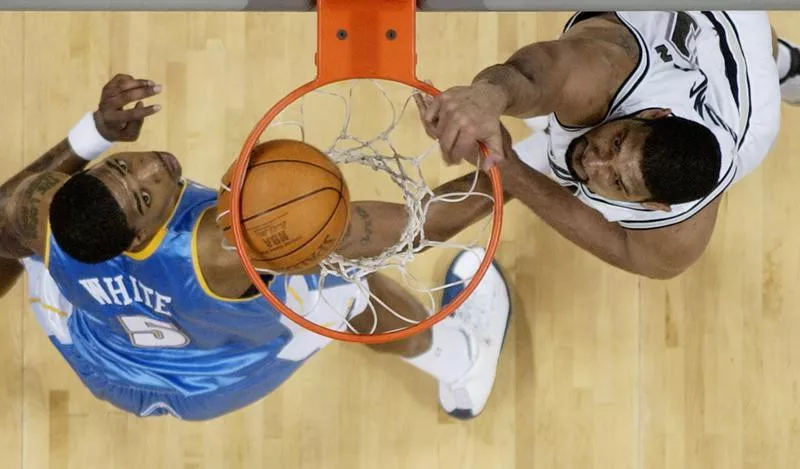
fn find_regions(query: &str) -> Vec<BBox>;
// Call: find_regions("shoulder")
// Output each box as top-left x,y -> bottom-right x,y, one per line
553,14 -> 642,126
562,13 -> 640,64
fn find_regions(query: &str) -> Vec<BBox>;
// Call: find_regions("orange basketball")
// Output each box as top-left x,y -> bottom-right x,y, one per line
217,139 -> 351,274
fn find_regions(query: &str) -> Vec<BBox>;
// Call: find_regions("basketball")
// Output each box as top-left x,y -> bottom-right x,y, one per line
216,139 -> 351,274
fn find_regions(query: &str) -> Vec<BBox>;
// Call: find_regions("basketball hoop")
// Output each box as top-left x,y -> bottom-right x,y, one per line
229,0 -> 503,344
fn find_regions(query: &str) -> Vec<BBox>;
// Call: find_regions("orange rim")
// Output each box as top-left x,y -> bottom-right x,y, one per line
229,0 -> 504,344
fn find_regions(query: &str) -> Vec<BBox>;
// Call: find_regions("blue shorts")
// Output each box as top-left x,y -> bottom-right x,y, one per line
52,340 -> 303,420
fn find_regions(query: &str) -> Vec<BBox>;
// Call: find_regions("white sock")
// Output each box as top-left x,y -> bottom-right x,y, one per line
777,40 -> 793,80
402,317 -> 473,383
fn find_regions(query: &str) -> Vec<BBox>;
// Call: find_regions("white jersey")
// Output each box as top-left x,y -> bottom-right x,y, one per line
516,11 -> 781,229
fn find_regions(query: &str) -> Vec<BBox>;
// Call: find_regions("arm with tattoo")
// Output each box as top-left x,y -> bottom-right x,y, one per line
337,171 -> 509,259
0,139 -> 88,259
0,171 -> 69,259
0,168 -> 69,297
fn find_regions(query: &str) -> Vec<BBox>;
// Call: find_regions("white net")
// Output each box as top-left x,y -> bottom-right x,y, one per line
225,79 -> 498,336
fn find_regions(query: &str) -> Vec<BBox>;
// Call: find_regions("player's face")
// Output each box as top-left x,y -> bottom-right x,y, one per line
89,151 -> 183,248
565,118 -> 653,202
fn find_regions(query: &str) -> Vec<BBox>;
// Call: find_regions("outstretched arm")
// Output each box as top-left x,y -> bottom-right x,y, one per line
336,170 -> 509,259
421,13 -> 639,166
469,15 -> 640,122
497,151 -> 718,279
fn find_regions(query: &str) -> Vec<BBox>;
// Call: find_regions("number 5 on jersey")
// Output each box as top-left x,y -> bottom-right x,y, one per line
119,315 -> 190,348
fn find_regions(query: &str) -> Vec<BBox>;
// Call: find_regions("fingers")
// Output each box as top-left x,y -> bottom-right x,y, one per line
451,136 -> 481,167
438,119 -> 461,158
121,103 -> 146,138
479,135 -> 506,171
424,95 -> 441,131
103,103 -> 161,124
414,93 -> 438,140
415,86 -> 509,169
101,83 -> 162,110
107,76 -> 151,93
102,75 -> 153,99
107,73 -> 134,87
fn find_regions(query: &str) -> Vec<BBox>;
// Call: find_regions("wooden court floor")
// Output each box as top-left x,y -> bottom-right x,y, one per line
0,11 -> 799,469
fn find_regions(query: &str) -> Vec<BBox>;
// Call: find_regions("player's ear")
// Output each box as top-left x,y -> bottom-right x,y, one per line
635,108 -> 672,120
641,201 -> 672,212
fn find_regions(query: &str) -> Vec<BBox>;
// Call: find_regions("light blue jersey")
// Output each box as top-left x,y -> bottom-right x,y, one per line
28,180 -> 356,420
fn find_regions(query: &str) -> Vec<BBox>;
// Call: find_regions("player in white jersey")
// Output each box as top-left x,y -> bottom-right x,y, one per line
416,11 -> 799,279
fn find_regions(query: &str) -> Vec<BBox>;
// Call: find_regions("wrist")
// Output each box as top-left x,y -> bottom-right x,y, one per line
67,112 -> 113,161
472,75 -> 511,115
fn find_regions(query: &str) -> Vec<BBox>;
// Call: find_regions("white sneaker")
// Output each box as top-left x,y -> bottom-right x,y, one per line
779,38 -> 800,105
438,248 -> 511,419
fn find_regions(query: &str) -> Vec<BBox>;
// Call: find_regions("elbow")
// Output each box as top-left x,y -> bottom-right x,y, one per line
626,253 -> 690,280
642,268 -> 684,280
635,260 -> 690,280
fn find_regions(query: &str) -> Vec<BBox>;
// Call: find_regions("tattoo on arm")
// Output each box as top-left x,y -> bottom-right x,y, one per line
0,139 -> 87,212
15,173 -> 61,238
356,207 -> 373,246
342,219 -> 353,243
337,205 -> 374,253
25,139 -> 88,175
0,173 -> 61,258
0,138 -> 88,259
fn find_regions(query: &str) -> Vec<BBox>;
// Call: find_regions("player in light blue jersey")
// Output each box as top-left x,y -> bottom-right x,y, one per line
0,74 -> 511,421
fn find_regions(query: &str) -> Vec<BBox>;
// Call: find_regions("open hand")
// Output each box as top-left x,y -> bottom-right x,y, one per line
93,73 -> 162,142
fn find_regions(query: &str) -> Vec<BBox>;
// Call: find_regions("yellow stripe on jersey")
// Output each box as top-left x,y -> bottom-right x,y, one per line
43,222 -> 52,268
29,298 -> 69,318
287,286 -> 304,310
190,207 -> 261,303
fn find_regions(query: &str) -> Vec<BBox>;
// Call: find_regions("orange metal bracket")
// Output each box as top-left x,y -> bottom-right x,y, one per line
315,0 -> 418,85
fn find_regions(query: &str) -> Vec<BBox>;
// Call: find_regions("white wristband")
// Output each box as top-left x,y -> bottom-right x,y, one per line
67,112 -> 113,161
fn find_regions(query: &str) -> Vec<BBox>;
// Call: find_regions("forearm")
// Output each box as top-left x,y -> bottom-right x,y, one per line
472,41 -> 565,118
0,138 -> 90,259
1,139 -> 89,203
422,170 -> 510,243
499,160 -> 645,274
338,171 -> 510,258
